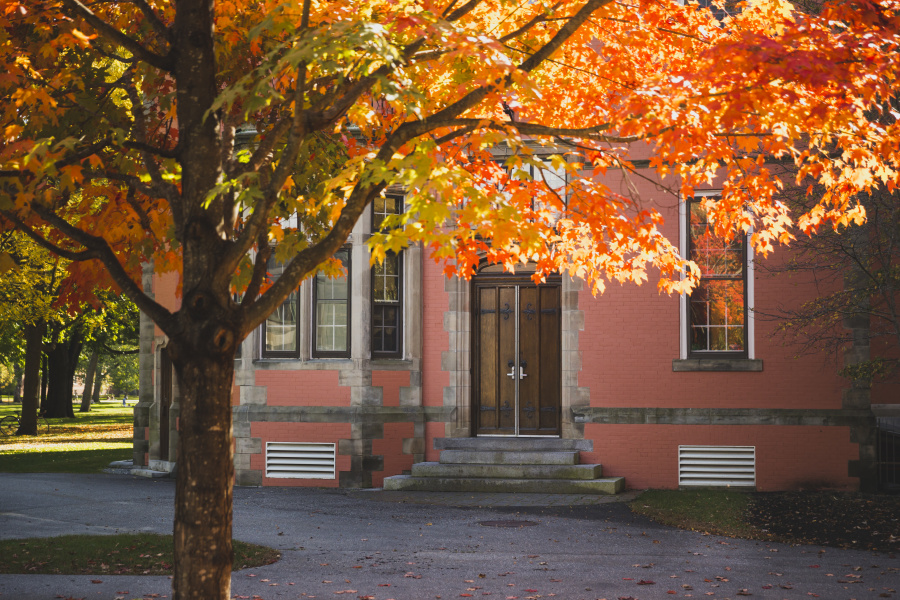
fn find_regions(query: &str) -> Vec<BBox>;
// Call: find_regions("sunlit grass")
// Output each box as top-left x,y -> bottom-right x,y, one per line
0,401 -> 134,473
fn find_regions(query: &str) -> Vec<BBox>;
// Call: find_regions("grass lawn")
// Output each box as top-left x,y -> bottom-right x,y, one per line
0,400 -> 134,474
629,488 -> 900,553
0,400 -> 284,575
0,533 -> 280,575
630,489 -> 757,539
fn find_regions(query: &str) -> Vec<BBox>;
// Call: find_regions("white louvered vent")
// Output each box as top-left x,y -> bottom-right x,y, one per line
678,445 -> 756,487
266,442 -> 336,479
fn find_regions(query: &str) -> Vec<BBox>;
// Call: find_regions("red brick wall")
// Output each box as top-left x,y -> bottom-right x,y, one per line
372,422 -> 416,487
153,271 -> 181,337
583,423 -> 858,491
255,370 -> 350,406
251,422 -> 352,487
576,190 -> 845,411
372,371 -> 410,407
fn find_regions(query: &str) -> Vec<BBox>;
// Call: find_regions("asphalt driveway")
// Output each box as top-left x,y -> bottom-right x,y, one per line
0,473 -> 897,599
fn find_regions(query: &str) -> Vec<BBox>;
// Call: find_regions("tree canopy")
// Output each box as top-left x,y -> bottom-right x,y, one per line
1,0 -> 898,598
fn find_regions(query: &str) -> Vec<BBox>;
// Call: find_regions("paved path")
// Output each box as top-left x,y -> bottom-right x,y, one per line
0,473 -> 897,600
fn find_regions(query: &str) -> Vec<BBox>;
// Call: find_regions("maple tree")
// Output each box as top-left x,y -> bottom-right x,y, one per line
1,0 -> 899,597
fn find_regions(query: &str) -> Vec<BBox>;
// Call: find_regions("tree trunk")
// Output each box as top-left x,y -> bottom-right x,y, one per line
80,349 -> 99,412
18,321 -> 45,436
40,352 -> 47,410
171,348 -> 235,600
43,331 -> 83,419
12,360 -> 22,403
92,368 -> 105,403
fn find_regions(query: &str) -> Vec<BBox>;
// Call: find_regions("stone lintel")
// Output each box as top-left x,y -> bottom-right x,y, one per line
672,359 -> 763,372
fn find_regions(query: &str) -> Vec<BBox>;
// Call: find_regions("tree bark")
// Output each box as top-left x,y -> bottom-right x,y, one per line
171,347 -> 234,600
18,321 -> 45,436
40,352 -> 47,409
12,360 -> 22,403
43,330 -> 83,419
167,0 -> 237,594
92,368 -> 105,403
80,349 -> 99,412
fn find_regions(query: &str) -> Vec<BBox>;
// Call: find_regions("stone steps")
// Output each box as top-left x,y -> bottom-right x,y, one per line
383,474 -> 625,494
438,450 -> 579,465
434,437 -> 592,452
383,437 -> 625,495
411,461 -> 603,480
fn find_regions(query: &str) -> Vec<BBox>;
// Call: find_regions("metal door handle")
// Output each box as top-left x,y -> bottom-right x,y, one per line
519,360 -> 527,379
507,360 -> 516,379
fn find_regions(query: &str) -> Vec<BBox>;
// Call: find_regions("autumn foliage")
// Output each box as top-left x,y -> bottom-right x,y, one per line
1,0 -> 899,598
1,1 -> 896,298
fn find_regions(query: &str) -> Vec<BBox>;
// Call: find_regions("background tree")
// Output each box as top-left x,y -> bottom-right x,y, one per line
0,321 -> 25,401
1,0 -> 898,598
0,233 -> 62,433
76,293 -> 139,411
758,175 -> 900,383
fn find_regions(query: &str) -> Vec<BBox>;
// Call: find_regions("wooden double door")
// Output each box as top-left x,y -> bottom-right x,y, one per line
473,278 -> 561,436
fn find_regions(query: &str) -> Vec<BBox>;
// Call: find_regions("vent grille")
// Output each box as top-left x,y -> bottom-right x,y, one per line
266,442 -> 336,479
678,445 -> 756,487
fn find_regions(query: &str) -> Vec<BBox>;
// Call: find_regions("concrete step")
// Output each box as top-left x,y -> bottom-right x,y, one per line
131,468 -> 169,478
412,462 -> 602,480
435,438 -> 592,452
439,450 -> 579,465
383,475 -> 625,495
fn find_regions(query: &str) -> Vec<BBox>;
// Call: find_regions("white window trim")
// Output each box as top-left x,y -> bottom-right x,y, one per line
679,191 -> 754,360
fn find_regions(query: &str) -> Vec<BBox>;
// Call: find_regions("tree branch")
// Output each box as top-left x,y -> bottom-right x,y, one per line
122,140 -> 179,160
61,0 -> 174,72
498,3 -> 563,44
22,205 -> 177,336
101,342 -> 140,355
128,0 -> 173,43
241,233 -> 272,307
445,0 -> 483,22
3,212 -> 97,262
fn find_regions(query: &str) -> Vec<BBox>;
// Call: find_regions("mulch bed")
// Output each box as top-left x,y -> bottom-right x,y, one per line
746,491 -> 900,553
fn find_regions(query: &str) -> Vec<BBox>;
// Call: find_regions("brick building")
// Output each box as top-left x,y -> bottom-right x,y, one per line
131,153 -> 889,493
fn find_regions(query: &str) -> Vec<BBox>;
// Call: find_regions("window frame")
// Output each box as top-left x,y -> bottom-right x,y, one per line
311,246 -> 352,359
371,194 -> 404,359
684,194 -> 750,360
260,258 -> 302,359
371,250 -> 403,358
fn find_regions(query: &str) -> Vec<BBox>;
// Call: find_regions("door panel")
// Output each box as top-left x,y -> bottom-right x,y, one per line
517,286 -> 540,433
498,287 -> 517,432
538,286 -> 561,433
474,280 -> 560,436
476,287 -> 498,431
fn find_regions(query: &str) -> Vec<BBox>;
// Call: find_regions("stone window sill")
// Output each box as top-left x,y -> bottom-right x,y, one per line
672,358 -> 763,372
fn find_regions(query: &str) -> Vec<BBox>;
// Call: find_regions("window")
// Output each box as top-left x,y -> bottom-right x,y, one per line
312,247 -> 351,358
686,197 -> 747,357
372,195 -> 403,357
261,257 -> 300,358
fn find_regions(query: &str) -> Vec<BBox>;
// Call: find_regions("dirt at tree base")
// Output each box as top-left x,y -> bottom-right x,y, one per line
747,491 -> 900,553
